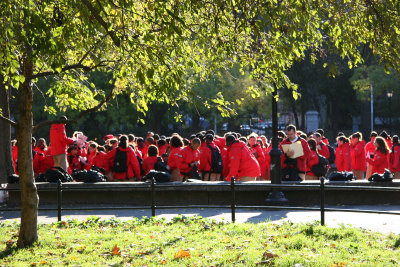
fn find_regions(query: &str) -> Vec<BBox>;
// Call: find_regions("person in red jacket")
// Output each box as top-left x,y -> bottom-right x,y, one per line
390,135 -> 400,179
50,116 -> 75,171
225,134 -> 260,181
43,146 -> 55,172
105,135 -> 141,181
168,135 -> 184,181
178,138 -> 201,180
260,136 -> 271,180
248,134 -> 267,180
365,131 -> 378,178
85,142 -> 98,170
350,132 -> 366,180
366,136 -> 390,176
199,134 -> 222,181
380,131 -> 392,149
280,124 -> 311,181
92,146 -> 110,174
157,139 -> 167,156
33,138 -> 48,176
316,129 -> 329,145
335,136 -> 352,172
11,140 -> 18,174
313,132 -> 330,160
306,139 -> 322,180
142,145 -> 159,175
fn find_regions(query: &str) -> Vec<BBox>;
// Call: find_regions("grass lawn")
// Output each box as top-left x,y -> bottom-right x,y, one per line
1,216 -> 400,266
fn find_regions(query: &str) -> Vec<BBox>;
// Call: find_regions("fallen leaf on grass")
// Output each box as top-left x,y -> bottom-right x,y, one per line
262,251 -> 279,260
330,263 -> 347,267
112,245 -> 121,256
160,259 -> 167,264
331,243 -> 336,248
39,260 -> 47,264
174,249 -> 191,259
6,240 -> 15,248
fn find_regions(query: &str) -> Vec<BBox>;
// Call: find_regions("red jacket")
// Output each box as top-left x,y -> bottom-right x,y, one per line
168,147 -> 182,169
138,145 -> 148,159
390,144 -> 400,173
92,151 -> 110,173
221,147 -> 229,177
335,143 -> 352,172
85,151 -> 97,170
33,147 -> 47,176
317,142 -> 330,160
306,150 -> 320,177
143,156 -> 158,175
366,150 -> 389,175
49,124 -> 74,156
365,140 -> 375,157
199,142 -> 212,172
214,137 -> 226,152
226,140 -> 260,180
106,147 -> 141,179
250,144 -> 266,177
322,137 -> 329,145
351,140 -> 366,171
12,146 -> 18,173
158,145 -> 167,156
178,145 -> 200,174
280,137 -> 311,173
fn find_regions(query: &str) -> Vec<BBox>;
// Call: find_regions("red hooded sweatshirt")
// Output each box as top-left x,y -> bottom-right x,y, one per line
280,136 -> 311,173
168,147 -> 182,170
351,140 -> 366,171
106,146 -> 141,179
306,150 -> 320,177
335,143 -> 352,172
178,145 -> 200,174
226,140 -> 260,180
143,156 -> 159,175
317,142 -> 330,161
365,139 -> 376,158
49,124 -> 74,156
366,150 -> 389,174
390,144 -> 400,173
92,151 -> 110,173
33,147 -> 47,176
250,144 -> 266,177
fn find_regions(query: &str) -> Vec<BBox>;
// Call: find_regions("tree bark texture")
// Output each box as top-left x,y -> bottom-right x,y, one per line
16,46 -> 39,248
0,76 -> 14,183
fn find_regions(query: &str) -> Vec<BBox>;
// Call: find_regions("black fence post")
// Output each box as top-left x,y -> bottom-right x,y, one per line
151,177 -> 156,217
320,177 -> 325,226
231,177 -> 236,223
57,179 -> 62,222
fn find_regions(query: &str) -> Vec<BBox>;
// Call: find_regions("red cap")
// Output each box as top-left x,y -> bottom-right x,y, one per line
104,134 -> 114,141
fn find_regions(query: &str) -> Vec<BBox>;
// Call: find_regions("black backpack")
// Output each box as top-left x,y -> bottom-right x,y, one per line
136,155 -> 144,176
207,144 -> 223,173
328,171 -> 353,181
113,148 -> 128,173
71,170 -> 88,182
154,157 -> 169,172
84,170 -> 106,183
368,169 -> 393,182
311,155 -> 329,177
327,145 -> 336,164
45,167 -> 73,183
142,170 -> 171,183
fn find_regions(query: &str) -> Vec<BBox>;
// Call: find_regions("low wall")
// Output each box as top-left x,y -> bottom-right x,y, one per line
3,180 -> 400,207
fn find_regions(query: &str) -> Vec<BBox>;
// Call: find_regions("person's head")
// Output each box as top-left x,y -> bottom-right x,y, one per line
183,138 -> 190,146
370,131 -> 378,141
170,135 -> 184,148
350,132 -> 363,145
374,136 -> 390,154
379,130 -> 389,139
190,138 -> 201,150
206,129 -> 215,137
257,139 -> 263,148
313,132 -> 322,143
73,131 -> 83,138
109,138 -> 119,149
239,137 -> 247,143
286,124 -> 297,141
97,146 -> 105,153
89,142 -> 98,153
157,139 -> 166,147
31,137 -> 36,147
11,139 -> 17,147
247,133 -> 258,146
205,134 -> 214,143
104,144 -> 113,153
148,145 -> 159,157
136,137 -> 145,148
336,136 -> 348,146
153,134 -> 160,142
128,134 -> 135,143
307,138 -> 317,152
337,132 -> 345,137
393,135 -> 399,144
300,133 -> 307,140
225,134 -> 236,147
145,137 -> 154,146
260,135 -> 268,146
59,116 -> 67,121
316,129 -> 325,136
118,135 -> 128,149
147,131 -> 154,138
37,138 -> 47,149
67,145 -> 78,155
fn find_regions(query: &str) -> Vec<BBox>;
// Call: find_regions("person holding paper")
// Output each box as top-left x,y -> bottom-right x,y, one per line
280,124 -> 310,180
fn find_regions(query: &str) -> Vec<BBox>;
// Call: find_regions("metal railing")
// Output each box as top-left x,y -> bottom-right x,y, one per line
2,178 -> 400,225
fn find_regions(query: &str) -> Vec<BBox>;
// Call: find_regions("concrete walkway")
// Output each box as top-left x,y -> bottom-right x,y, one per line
1,205 -> 400,234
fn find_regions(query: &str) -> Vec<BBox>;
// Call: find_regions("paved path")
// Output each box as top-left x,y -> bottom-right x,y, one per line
2,205 -> 400,234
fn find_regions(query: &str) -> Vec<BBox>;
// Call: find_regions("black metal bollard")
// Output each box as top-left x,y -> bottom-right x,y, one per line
57,179 -> 62,222
231,177 -> 236,223
151,177 -> 156,217
320,177 -> 325,226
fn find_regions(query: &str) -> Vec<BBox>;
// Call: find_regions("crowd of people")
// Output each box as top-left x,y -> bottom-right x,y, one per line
9,117 -> 400,182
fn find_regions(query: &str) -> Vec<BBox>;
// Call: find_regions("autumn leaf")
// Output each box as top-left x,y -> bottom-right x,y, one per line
262,251 -> 279,260
112,245 -> 121,256
160,259 -> 167,264
331,243 -> 336,248
6,240 -> 15,248
174,249 -> 191,259
39,260 -> 47,265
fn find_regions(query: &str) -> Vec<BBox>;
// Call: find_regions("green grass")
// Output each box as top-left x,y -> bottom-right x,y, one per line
1,216 -> 400,266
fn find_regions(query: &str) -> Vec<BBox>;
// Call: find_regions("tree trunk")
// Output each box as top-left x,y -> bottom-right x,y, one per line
17,46 -> 39,248
0,76 -> 14,183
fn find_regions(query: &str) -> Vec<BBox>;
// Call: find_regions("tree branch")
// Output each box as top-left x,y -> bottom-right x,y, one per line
0,114 -> 17,128
81,0 -> 121,47
32,79 -> 116,132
